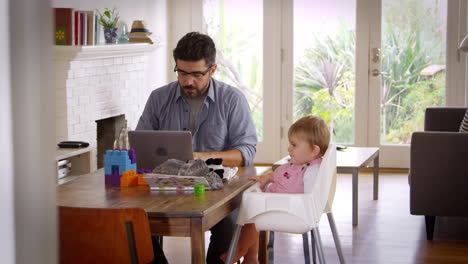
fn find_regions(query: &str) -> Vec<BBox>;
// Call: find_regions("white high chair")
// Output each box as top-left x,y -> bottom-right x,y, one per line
226,145 -> 345,264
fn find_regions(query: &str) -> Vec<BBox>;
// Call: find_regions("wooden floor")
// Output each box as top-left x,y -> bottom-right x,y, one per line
162,172 -> 468,264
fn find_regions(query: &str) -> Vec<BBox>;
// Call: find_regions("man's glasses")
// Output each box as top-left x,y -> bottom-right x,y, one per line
174,65 -> 212,80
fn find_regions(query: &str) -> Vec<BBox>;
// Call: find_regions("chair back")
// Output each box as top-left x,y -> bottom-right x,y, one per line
304,144 -> 337,217
59,207 -> 154,264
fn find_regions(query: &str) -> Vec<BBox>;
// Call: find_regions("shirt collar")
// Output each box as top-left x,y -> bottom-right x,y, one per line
206,78 -> 215,103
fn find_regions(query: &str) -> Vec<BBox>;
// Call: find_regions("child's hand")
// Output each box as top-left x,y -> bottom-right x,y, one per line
248,172 -> 273,190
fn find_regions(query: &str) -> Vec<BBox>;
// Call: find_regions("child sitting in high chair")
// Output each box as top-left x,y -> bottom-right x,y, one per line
220,115 -> 330,264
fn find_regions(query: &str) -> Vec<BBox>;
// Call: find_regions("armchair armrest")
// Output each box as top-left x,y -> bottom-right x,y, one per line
410,131 -> 468,217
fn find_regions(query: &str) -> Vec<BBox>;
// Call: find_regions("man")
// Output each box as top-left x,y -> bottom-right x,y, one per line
136,32 -> 257,263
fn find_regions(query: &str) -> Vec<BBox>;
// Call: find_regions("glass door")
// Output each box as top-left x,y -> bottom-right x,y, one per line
368,0 -> 448,167
291,0 -> 449,167
203,0 -> 282,163
202,0 -> 264,159
292,0 -> 357,144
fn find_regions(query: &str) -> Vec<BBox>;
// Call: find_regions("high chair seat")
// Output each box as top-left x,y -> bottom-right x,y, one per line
236,183 -> 322,234
226,145 -> 345,264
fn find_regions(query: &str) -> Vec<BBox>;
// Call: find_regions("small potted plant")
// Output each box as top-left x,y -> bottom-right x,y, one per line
97,7 -> 120,44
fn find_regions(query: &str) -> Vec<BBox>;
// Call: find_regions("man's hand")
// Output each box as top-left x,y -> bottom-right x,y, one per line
248,172 -> 273,190
193,152 -> 209,161
192,149 -> 244,167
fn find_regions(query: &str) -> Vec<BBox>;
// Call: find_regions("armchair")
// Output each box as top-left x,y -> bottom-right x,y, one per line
410,107 -> 468,240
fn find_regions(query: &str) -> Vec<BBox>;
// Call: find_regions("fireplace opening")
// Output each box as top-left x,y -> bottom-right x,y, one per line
96,115 -> 127,168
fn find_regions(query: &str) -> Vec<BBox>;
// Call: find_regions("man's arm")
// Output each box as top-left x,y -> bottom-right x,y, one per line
193,149 -> 244,167
224,89 -> 258,166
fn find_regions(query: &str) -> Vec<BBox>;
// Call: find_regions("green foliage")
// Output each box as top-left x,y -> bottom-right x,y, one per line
380,0 -> 445,143
96,7 -> 119,28
294,23 -> 356,143
309,71 -> 355,143
294,0 -> 446,145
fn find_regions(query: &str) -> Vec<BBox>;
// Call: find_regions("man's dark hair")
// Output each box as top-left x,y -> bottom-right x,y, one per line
173,32 -> 216,67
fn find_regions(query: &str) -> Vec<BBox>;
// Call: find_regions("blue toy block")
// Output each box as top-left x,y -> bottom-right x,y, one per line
103,149 -> 138,184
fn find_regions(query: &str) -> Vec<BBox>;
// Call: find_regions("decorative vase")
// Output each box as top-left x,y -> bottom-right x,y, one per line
104,27 -> 118,44
114,123 -> 131,150
118,25 -> 129,44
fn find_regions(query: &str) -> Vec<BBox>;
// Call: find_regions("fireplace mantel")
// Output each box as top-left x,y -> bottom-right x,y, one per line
54,43 -> 157,61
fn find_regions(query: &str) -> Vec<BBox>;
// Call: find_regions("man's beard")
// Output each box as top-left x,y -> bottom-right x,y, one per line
181,84 -> 198,98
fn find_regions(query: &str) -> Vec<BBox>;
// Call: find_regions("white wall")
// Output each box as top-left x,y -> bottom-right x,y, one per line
0,0 -> 15,262
9,0 -> 57,263
167,0 -> 203,82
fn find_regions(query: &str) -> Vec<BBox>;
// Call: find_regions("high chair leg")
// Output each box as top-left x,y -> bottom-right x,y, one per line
312,227 -> 326,264
302,233 -> 311,264
226,225 -> 242,264
327,212 -> 345,264
268,231 -> 275,264
311,231 -> 317,264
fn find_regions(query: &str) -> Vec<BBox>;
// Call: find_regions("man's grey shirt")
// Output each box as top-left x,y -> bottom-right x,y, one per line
136,78 -> 257,166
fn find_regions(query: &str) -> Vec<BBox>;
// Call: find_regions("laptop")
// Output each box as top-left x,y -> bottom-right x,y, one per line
128,130 -> 194,170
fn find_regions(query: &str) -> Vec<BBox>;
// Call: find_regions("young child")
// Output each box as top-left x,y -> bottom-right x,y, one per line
220,115 -> 330,264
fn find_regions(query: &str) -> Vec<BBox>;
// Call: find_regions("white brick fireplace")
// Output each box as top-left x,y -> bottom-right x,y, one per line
54,44 -> 156,170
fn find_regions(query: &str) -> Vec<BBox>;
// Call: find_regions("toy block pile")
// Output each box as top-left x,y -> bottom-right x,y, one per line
104,149 -> 147,186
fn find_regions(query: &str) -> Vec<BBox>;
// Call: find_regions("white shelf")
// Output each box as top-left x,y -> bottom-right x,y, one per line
56,146 -> 94,161
54,43 -> 158,61
56,147 -> 94,183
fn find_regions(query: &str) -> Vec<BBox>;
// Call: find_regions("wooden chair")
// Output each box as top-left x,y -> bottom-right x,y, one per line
59,206 -> 154,264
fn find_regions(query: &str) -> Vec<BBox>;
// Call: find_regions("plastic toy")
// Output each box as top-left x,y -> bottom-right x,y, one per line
104,149 -> 137,185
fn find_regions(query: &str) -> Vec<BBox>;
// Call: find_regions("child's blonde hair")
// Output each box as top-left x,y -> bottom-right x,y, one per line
288,115 -> 330,157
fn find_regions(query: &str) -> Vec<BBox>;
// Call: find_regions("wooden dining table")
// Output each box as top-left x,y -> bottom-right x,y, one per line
57,166 -> 270,264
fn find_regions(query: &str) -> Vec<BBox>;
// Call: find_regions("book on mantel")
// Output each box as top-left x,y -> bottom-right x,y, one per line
54,8 -> 73,45
54,8 -> 98,46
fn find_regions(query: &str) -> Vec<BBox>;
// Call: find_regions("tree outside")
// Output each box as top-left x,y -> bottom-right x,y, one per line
294,0 -> 446,144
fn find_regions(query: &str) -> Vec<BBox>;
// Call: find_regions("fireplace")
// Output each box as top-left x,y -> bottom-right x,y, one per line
54,44 -> 156,171
96,115 -> 127,168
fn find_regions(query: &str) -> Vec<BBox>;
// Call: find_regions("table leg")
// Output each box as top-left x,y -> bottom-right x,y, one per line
352,170 -> 358,226
373,154 -> 379,200
190,218 -> 205,264
258,231 -> 268,264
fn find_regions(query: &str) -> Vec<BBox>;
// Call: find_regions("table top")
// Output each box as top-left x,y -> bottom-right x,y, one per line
273,146 -> 379,170
335,147 -> 379,168
57,166 -> 270,219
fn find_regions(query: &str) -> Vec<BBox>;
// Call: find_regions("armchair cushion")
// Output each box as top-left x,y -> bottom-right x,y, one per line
424,107 -> 467,132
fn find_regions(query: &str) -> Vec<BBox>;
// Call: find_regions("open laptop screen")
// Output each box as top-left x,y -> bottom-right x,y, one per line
128,130 -> 193,170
